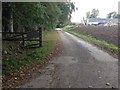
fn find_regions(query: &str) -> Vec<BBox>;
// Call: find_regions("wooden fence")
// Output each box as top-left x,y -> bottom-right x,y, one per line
2,29 -> 43,48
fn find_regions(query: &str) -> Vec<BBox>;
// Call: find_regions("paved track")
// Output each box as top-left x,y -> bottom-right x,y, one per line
19,31 -> 118,88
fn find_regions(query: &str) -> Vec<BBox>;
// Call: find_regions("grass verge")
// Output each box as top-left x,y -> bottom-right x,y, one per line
63,26 -> 119,52
3,30 -> 59,76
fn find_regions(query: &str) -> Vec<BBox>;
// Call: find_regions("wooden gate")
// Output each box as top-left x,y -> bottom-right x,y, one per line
2,29 -> 43,48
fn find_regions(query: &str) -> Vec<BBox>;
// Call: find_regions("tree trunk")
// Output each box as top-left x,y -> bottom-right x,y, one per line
9,9 -> 14,32
0,1 -> 1,45
9,3 -> 14,32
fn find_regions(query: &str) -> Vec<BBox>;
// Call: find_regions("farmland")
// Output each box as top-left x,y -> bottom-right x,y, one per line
73,26 -> 118,46
64,25 -> 119,58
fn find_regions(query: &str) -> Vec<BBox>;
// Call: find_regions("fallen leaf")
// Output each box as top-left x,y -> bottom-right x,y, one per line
48,80 -> 53,84
14,77 -> 17,80
106,82 -> 110,86
88,85 -> 93,88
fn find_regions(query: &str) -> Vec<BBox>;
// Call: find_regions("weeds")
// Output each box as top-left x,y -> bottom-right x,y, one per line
3,30 -> 58,76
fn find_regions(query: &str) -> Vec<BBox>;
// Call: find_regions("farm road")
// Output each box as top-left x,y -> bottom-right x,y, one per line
19,30 -> 118,88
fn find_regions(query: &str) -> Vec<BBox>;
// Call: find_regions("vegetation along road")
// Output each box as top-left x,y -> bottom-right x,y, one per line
2,2 -> 119,89
19,30 -> 118,88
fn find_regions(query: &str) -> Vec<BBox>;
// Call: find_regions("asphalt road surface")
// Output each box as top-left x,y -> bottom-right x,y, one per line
19,30 -> 118,88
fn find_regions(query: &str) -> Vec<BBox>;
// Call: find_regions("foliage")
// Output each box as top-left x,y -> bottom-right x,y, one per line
86,11 -> 91,19
63,25 -> 73,31
3,30 -> 58,76
2,2 -> 75,32
107,11 -> 120,19
86,9 -> 99,19
57,2 -> 75,27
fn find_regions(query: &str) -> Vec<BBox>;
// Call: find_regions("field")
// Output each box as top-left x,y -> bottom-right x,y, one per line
73,25 -> 118,46
63,25 -> 119,58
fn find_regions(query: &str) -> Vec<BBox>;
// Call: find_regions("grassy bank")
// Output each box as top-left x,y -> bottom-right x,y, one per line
63,25 -> 119,52
3,30 -> 59,76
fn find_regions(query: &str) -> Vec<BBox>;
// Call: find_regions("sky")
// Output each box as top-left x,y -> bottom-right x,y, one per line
70,0 -> 120,23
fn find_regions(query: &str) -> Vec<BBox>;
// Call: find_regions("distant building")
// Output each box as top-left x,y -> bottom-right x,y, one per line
83,18 -> 118,26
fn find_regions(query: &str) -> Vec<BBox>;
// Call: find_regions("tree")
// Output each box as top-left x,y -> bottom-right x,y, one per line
90,9 -> 99,18
107,11 -> 119,19
2,2 -> 14,32
86,9 -> 99,19
116,14 -> 120,18
2,2 -> 75,32
57,2 -> 75,27
86,11 -> 91,19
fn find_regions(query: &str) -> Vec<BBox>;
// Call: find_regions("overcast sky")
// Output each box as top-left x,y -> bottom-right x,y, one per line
70,0 -> 120,23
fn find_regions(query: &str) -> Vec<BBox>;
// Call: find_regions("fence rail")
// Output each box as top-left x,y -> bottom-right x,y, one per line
2,29 -> 43,48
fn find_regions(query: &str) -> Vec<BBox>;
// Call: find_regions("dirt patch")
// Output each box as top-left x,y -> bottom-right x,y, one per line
71,26 -> 118,58
73,26 -> 118,46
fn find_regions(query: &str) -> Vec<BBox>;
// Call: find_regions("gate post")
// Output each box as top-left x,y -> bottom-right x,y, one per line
39,29 -> 43,47
22,33 -> 24,46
